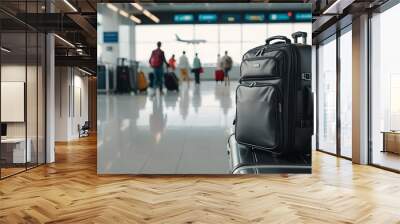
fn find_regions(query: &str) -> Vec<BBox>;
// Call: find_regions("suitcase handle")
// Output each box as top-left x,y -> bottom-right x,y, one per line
292,31 -> 307,44
265,36 -> 291,45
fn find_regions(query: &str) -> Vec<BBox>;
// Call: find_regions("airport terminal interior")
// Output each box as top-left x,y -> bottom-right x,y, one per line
1,0 -> 400,222
97,3 -> 313,174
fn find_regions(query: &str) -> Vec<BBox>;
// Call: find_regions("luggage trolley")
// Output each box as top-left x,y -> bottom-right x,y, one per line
227,135 -> 311,174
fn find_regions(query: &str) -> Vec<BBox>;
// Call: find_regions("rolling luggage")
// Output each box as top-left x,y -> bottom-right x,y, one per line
215,70 -> 224,82
234,31 -> 313,156
116,58 -> 133,93
164,72 -> 179,91
136,71 -> 148,92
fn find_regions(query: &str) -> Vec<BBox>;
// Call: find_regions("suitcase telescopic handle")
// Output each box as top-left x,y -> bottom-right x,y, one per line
292,31 -> 307,44
265,36 -> 291,45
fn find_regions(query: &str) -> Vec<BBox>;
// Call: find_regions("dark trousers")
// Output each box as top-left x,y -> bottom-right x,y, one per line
194,69 -> 200,84
153,67 -> 164,91
224,68 -> 230,78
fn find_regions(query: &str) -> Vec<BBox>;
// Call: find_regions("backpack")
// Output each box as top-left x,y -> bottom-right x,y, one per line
150,49 -> 163,68
234,33 -> 313,156
224,56 -> 233,69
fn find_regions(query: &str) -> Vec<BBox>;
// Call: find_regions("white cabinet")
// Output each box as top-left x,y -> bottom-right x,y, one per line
1,138 -> 32,163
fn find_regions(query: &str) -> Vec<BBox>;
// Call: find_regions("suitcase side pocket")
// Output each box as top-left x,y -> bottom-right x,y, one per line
235,83 -> 282,153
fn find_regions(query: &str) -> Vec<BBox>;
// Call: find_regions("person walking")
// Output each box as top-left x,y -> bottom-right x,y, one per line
168,54 -> 176,72
221,51 -> 233,86
149,41 -> 169,96
215,53 -> 224,83
216,53 -> 223,70
178,51 -> 190,85
192,53 -> 202,85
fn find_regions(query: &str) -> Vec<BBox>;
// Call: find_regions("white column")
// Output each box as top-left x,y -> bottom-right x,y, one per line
46,33 -> 55,163
352,14 -> 369,164
98,5 -> 121,64
129,24 -> 136,61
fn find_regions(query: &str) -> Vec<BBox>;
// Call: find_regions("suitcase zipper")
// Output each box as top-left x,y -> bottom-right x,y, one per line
242,56 -> 278,62
240,76 -> 280,82
243,47 -> 286,59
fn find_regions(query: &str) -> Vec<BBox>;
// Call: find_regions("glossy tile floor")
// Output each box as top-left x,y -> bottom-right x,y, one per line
98,81 -> 237,174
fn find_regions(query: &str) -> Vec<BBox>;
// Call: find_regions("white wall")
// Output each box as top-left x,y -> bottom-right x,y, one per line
98,5 -> 136,65
1,65 -> 35,137
55,67 -> 89,141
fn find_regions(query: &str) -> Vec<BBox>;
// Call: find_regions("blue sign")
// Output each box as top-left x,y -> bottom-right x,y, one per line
198,13 -> 217,23
174,14 -> 194,23
269,13 -> 291,22
222,14 -> 241,23
103,32 -> 118,43
295,12 -> 312,21
244,14 -> 265,22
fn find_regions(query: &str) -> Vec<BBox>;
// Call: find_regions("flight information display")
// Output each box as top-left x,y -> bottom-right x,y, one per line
221,14 -> 241,23
244,13 -> 265,22
268,12 -> 291,22
198,13 -> 218,23
295,12 -> 312,21
137,11 -> 311,25
174,14 -> 194,23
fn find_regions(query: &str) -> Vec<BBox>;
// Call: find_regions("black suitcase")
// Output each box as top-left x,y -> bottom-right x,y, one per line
164,72 -> 179,91
235,32 -> 313,156
227,135 -> 311,174
116,58 -> 134,93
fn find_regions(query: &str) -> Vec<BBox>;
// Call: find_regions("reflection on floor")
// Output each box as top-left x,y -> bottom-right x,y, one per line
0,162 -> 40,179
98,81 -> 237,174
0,167 -> 25,178
373,150 -> 400,171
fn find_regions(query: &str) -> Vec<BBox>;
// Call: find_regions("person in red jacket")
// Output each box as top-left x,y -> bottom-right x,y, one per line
168,54 -> 176,72
149,41 -> 169,96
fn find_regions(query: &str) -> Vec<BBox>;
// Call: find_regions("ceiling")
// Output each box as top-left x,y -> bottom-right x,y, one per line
0,0 -> 98,73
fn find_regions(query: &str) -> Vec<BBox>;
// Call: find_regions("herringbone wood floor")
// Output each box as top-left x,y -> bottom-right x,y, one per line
1,135 -> 400,224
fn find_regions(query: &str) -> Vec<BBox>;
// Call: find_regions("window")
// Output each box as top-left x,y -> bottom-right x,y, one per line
267,23 -> 293,40
136,23 -> 312,67
339,28 -> 352,158
0,2 -> 46,179
317,36 -> 337,154
371,3 -> 400,171
293,23 -> 312,44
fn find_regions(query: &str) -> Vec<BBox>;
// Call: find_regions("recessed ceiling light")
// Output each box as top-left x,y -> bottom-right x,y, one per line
106,3 -> 118,12
131,3 -> 143,11
78,67 -> 92,76
143,9 -> 160,23
129,15 -> 141,24
1,47 -> 11,53
323,0 -> 346,15
54,34 -> 75,48
119,10 -> 129,18
63,0 -> 78,12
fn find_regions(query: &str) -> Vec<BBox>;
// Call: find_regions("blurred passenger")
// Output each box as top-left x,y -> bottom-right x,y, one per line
192,53 -> 202,85
216,53 -> 223,70
178,51 -> 190,85
149,41 -> 169,96
168,54 -> 176,72
215,53 -> 224,83
221,51 -> 233,86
